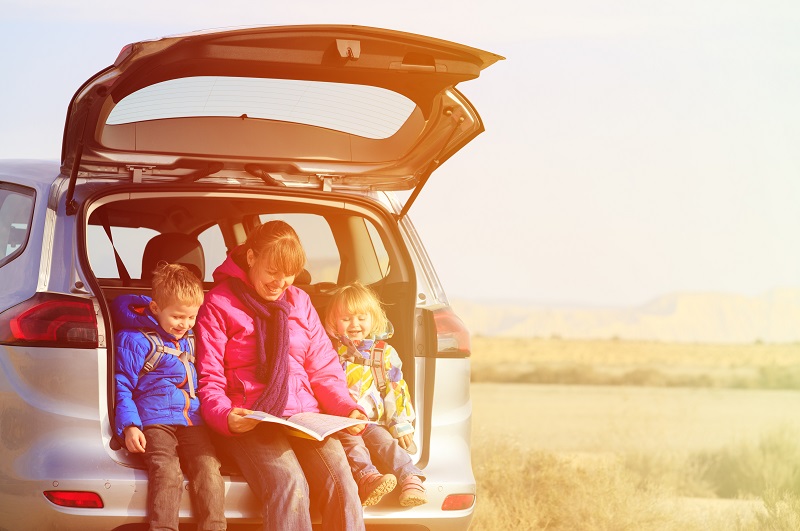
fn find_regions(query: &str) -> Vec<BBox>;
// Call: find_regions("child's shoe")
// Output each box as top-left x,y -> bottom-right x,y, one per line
398,475 -> 427,507
358,472 -> 397,506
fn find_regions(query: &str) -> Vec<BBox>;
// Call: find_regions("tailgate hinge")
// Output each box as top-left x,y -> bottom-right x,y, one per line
317,174 -> 341,192
126,165 -> 155,183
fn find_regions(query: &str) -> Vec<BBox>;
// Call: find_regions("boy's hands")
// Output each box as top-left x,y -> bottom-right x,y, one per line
228,407 -> 259,433
123,426 -> 146,453
345,409 -> 369,435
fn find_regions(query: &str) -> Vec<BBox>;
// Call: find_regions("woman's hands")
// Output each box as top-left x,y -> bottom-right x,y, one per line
345,409 -> 369,435
228,407 -> 369,435
227,407 -> 260,433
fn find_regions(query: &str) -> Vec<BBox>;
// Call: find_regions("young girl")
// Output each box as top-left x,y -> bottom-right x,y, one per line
324,282 -> 427,507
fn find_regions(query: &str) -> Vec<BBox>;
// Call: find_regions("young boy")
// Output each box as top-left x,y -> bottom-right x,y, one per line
325,281 -> 427,507
114,262 -> 226,531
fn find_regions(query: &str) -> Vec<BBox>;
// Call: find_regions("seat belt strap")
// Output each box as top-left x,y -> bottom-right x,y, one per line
99,210 -> 132,286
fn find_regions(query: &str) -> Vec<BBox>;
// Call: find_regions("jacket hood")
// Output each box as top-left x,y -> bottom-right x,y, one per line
111,293 -> 176,340
335,335 -> 376,354
211,245 -> 251,286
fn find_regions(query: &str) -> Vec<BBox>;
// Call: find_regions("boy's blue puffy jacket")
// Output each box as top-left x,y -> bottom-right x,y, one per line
113,294 -> 202,438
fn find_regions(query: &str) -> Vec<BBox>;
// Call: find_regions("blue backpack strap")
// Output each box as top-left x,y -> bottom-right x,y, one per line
137,329 -> 197,399
184,329 -> 196,362
138,330 -> 167,378
180,330 -> 197,399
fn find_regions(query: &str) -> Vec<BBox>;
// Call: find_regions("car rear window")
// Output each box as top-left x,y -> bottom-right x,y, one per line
106,76 -> 416,140
0,184 -> 35,268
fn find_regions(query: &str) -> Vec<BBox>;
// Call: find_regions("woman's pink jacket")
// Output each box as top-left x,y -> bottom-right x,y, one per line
195,254 -> 360,436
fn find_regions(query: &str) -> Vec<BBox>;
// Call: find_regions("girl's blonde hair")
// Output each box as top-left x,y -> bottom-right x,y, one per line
324,281 -> 389,338
151,262 -> 204,308
246,220 -> 306,277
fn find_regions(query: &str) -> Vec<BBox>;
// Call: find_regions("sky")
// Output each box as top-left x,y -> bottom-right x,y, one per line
1,0 -> 799,307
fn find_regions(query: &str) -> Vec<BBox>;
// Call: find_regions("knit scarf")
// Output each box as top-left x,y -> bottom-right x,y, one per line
229,277 -> 291,416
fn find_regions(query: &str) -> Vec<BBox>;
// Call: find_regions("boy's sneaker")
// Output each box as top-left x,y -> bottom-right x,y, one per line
398,475 -> 427,507
358,472 -> 397,506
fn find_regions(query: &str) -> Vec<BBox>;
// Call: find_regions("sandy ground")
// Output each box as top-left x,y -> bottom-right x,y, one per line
471,382 -> 800,453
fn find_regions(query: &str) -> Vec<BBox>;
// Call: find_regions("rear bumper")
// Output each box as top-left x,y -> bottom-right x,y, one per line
1,475 -> 474,531
0,349 -> 475,530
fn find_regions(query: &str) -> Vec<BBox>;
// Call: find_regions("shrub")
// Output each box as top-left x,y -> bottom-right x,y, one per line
744,489 -> 800,531
471,438 -> 698,531
693,426 -> 800,498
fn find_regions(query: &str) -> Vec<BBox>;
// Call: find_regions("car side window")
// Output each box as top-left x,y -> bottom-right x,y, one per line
0,184 -> 35,268
86,225 -> 158,280
258,213 -> 339,284
198,224 -> 226,282
365,218 -> 390,280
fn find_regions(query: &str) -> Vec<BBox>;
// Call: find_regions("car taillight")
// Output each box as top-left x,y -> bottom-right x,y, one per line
43,490 -> 104,508
442,493 -> 475,511
0,292 -> 98,348
433,306 -> 471,357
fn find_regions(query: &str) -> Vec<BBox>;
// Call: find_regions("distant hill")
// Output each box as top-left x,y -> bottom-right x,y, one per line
451,288 -> 800,344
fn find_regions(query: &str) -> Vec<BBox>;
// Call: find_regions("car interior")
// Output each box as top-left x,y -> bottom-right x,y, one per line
84,192 -> 418,466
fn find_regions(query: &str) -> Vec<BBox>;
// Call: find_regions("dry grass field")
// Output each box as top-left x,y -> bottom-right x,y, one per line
467,337 -> 800,530
470,336 -> 800,388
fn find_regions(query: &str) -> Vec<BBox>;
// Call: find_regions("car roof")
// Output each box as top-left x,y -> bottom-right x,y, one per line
0,160 -> 60,189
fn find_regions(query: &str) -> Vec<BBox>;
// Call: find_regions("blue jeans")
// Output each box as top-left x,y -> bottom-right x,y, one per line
221,423 -> 364,531
141,424 -> 226,531
338,424 -> 424,483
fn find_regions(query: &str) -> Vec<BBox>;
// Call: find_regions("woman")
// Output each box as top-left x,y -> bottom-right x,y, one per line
194,220 -> 367,531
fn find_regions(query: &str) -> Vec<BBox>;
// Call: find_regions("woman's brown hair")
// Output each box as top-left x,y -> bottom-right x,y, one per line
245,220 -> 306,276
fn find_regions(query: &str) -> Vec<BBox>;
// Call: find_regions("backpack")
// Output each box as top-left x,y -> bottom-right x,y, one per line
367,340 -> 388,393
137,329 -> 197,398
339,338 -> 389,393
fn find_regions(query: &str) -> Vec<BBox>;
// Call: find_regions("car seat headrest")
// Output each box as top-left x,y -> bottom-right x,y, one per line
141,233 -> 205,283
295,268 -> 311,285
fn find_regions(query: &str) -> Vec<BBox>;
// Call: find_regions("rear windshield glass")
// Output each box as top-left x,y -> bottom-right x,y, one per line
106,76 -> 416,140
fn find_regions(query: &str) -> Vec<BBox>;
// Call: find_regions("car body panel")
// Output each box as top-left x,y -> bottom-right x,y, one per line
0,161 -> 61,308
0,167 -> 477,529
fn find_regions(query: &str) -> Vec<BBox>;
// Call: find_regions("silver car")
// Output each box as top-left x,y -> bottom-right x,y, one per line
0,25 -> 501,530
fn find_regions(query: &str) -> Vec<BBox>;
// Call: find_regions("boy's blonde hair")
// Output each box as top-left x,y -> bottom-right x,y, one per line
151,262 -> 204,308
324,281 -> 389,338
